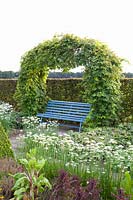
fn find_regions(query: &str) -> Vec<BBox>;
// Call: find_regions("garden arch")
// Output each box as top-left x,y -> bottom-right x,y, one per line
15,34 -> 122,126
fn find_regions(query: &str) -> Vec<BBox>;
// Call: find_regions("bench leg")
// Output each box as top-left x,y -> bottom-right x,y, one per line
79,122 -> 82,132
39,118 -> 47,128
40,117 -> 43,123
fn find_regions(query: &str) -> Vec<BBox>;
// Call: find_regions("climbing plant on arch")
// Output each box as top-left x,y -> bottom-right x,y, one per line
15,34 -> 123,126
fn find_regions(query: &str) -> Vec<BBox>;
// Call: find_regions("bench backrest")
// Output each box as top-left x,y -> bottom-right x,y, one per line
45,100 -> 91,122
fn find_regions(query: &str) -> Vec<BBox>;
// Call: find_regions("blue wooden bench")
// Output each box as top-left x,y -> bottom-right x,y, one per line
37,100 -> 91,132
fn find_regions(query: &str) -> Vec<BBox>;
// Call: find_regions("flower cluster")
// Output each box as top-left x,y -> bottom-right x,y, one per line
21,116 -> 40,129
0,101 -> 13,121
23,125 -> 133,174
0,101 -> 16,131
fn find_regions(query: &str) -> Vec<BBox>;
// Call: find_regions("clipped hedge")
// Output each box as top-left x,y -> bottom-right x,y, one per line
0,78 -> 83,105
0,122 -> 14,158
0,78 -> 132,122
0,79 -> 17,107
47,78 -> 84,102
120,78 -> 133,122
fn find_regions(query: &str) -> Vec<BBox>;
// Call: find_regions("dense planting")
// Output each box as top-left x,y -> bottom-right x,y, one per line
0,101 -> 133,199
19,122 -> 133,199
23,124 -> 133,174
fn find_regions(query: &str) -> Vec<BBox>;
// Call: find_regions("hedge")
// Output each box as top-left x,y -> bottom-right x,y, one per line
0,78 -> 132,122
47,78 -> 84,102
0,79 -> 17,107
120,78 -> 133,122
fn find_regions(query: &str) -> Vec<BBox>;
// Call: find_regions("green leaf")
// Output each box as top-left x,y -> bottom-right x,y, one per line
121,171 -> 133,195
19,158 -> 29,166
14,187 -> 27,199
14,175 -> 29,187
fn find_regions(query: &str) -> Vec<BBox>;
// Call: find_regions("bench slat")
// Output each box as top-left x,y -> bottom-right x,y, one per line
44,112 -> 86,119
47,106 -> 90,112
45,112 -> 88,117
46,109 -> 90,115
48,102 -> 90,108
37,112 -> 86,118
37,113 -> 85,122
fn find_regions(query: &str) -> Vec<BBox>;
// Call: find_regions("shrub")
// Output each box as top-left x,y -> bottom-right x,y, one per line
0,122 -> 14,159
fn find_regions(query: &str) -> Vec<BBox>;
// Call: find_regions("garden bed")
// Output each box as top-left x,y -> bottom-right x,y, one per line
0,101 -> 133,199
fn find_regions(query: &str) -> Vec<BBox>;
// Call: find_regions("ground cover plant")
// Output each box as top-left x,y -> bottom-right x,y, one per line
0,158 -> 23,199
11,149 -> 51,200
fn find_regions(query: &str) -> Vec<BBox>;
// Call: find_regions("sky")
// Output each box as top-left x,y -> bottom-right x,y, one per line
0,0 -> 133,72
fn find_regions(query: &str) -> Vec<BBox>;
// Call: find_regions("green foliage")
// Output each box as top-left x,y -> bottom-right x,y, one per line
14,34 -> 123,126
82,41 -> 122,126
14,68 -> 49,115
0,122 -> 14,159
120,171 -> 133,199
47,78 -> 83,102
11,148 -> 51,200
120,78 -> 133,122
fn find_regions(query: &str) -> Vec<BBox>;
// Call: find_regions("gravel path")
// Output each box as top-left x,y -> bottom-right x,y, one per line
10,129 -> 24,152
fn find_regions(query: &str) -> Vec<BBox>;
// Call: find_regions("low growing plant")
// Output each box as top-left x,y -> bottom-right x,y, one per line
0,101 -> 13,132
49,170 -> 100,200
0,101 -> 25,135
112,189 -> 129,200
0,158 -> 23,200
120,171 -> 133,199
0,188 -> 4,200
11,148 -> 51,200
21,116 -> 40,130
